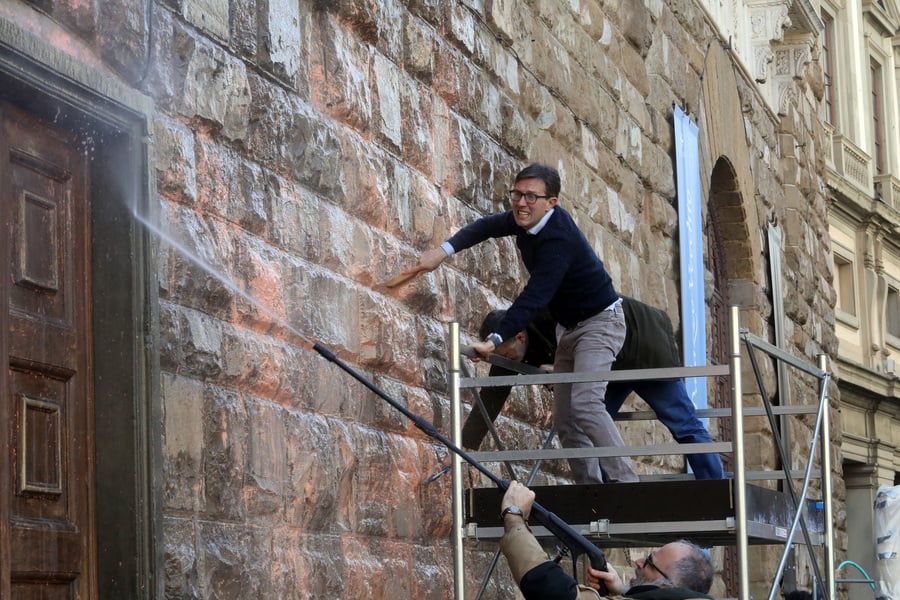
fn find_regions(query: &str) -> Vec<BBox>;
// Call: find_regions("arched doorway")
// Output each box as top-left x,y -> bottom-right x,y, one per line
706,156 -> 753,596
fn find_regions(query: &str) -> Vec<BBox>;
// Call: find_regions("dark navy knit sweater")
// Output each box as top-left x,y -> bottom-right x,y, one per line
446,207 -> 618,342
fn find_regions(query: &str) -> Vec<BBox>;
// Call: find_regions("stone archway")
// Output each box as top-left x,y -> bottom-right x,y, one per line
706,155 -> 755,596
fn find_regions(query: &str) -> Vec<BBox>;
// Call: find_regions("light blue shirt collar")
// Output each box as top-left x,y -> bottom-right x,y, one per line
527,208 -> 555,235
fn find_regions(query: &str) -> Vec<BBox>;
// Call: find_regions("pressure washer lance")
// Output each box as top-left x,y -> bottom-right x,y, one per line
426,465 -> 451,484
312,340 -> 609,590
553,545 -> 571,564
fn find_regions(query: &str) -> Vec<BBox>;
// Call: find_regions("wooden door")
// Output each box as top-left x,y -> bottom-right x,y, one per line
1,102 -> 96,598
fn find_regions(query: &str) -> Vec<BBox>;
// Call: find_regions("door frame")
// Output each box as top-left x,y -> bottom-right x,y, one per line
0,18 -> 162,599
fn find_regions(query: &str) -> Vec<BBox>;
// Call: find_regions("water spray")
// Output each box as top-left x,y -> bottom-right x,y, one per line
134,209 -> 609,586
131,209 -> 316,350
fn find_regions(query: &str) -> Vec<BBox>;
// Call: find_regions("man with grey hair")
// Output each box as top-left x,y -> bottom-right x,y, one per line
500,481 -> 716,600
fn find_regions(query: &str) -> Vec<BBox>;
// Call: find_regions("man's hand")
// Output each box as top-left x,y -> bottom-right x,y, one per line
469,340 -> 495,359
587,565 -> 624,595
501,480 -> 535,519
402,247 -> 448,277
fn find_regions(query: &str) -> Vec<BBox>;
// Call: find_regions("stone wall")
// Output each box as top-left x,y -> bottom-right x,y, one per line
1,0 -> 836,597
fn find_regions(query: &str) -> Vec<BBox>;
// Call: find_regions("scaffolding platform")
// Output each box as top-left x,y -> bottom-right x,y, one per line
447,306 -> 836,599
464,479 -> 824,548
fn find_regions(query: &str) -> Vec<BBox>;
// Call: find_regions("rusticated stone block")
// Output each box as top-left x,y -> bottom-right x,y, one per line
357,291 -> 420,375
97,0 -> 148,82
380,166 -> 434,245
153,117 -> 197,204
432,38 -> 464,106
402,12 -> 434,81
337,137 -> 394,230
374,52 -> 403,152
163,374 -> 204,512
202,386 -> 246,519
47,0 -> 97,35
621,0 -> 651,55
196,521 -> 285,597
156,222 -> 241,320
642,141 -> 677,197
163,517 -> 200,599
343,429 -> 415,538
406,0 -> 444,28
182,39 -> 251,141
283,264 -> 360,351
441,114 -> 511,209
133,5 -> 178,104
313,0 -> 380,45
258,0 -> 304,86
296,349 -> 359,416
160,307 -> 227,379
234,240 -> 288,324
289,533 -> 346,597
221,331 -> 287,400
284,411 -> 348,531
236,160 -> 273,234
398,76 -> 436,174
336,536 -> 424,597
247,76 -> 343,195
195,141 -> 270,235
309,17 -> 374,132
245,398 -> 286,520
183,0 -> 228,41
230,0 -> 257,59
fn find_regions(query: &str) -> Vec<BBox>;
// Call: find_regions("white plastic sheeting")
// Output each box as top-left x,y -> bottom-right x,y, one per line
875,485 -> 900,599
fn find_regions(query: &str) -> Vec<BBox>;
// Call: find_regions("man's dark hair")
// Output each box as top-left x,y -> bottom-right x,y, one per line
479,308 -> 556,360
515,163 -> 561,198
479,310 -> 507,340
669,540 -> 714,594
784,591 -> 814,600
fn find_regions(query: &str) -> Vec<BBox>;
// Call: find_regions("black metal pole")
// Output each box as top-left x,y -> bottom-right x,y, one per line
312,341 -> 609,576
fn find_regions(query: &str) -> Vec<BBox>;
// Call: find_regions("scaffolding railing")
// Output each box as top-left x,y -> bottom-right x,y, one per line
448,306 -> 834,600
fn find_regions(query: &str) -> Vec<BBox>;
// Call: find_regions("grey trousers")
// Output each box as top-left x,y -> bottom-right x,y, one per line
554,303 -> 638,483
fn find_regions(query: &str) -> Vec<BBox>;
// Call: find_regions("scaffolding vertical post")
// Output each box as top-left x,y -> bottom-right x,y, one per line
819,354 -> 835,600
450,323 -> 465,599
731,306 -> 750,600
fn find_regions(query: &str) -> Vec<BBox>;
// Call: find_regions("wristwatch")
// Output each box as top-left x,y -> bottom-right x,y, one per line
501,505 -> 525,520
486,333 -> 503,348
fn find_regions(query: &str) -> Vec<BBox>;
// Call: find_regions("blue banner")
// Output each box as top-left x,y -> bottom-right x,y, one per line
674,106 -> 708,412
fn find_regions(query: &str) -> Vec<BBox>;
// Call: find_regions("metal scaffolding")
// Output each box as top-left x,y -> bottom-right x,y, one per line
449,306 -> 835,600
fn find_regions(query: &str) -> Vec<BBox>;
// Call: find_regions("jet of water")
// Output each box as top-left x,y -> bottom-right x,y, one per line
131,209 -> 316,351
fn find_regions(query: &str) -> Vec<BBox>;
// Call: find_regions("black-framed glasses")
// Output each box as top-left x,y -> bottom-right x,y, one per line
643,552 -> 671,581
508,189 -> 550,205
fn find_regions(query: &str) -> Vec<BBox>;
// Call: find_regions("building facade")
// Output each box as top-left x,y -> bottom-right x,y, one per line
818,0 -> 900,597
0,0 -> 840,598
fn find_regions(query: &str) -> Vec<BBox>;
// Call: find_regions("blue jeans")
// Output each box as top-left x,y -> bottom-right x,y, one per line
605,379 -> 725,480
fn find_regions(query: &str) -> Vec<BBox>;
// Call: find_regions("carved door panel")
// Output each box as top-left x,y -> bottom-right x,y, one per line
1,102 -> 96,598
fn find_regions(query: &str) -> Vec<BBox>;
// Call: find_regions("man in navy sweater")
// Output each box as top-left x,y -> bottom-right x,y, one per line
406,162 -> 637,483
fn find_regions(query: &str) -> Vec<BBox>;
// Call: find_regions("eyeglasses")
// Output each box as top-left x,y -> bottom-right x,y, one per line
642,552 -> 671,581
508,189 -> 550,205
